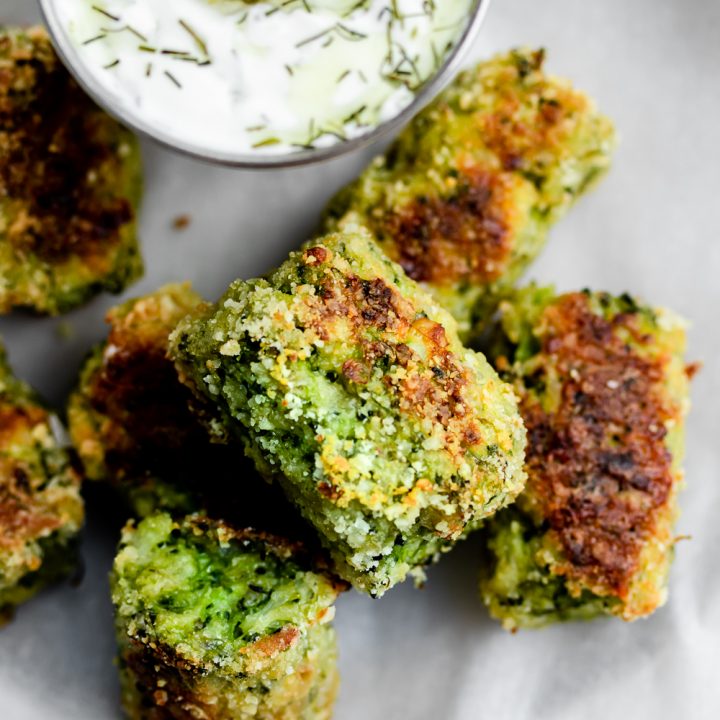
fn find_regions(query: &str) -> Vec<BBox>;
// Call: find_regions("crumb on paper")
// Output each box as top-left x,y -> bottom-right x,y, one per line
172,214 -> 192,231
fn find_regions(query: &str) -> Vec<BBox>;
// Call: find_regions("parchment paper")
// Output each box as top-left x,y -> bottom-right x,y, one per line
0,1 -> 718,718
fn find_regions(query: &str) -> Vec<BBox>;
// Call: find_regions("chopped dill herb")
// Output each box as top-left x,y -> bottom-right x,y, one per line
252,137 -> 281,148
126,26 -> 148,42
296,26 -> 334,48
163,70 -> 182,88
91,5 -> 120,22
335,23 -> 368,41
82,34 -> 106,46
344,1 -> 371,18
179,19 -> 210,59
98,24 -> 148,42
343,105 -> 367,124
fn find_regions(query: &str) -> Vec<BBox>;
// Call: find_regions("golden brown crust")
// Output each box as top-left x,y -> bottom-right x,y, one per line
0,403 -> 65,555
521,293 -> 679,598
0,464 -> 64,556
121,637 -> 218,720
0,341 -> 83,616
121,630 -> 337,720
243,626 -> 301,659
84,297 -> 210,480
478,49 -> 591,173
303,246 -> 479,465
0,401 -> 45,446
0,27 -> 133,269
377,167 -> 516,286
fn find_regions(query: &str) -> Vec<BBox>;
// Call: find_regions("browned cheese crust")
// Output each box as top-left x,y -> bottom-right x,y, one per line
304,245 -> 484,474
518,293 -> 683,599
1,29 -> 128,264
0,404 -> 66,554
380,166 -> 520,289
81,294 -> 211,482
0,26 -> 142,313
120,627 -> 336,720
0,346 -> 83,622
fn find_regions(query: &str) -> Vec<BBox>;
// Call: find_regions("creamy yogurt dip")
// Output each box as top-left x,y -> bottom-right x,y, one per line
54,0 -> 474,155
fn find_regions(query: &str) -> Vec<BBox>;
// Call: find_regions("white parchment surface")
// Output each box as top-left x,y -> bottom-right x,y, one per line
0,1 -> 718,718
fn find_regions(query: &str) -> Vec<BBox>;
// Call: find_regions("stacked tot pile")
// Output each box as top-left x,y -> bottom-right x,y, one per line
0,28 -> 694,719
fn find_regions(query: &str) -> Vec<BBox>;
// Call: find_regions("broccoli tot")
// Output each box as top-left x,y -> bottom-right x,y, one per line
67,283 -> 208,516
0,26 -> 143,315
112,513 -> 343,720
325,49 -> 615,336
0,340 -> 83,623
479,287 -> 692,629
170,227 -> 527,596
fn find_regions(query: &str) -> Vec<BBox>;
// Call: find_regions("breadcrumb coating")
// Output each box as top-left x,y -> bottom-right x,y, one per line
0,339 -> 83,623
0,26 -> 143,314
112,513 -> 343,720
171,227 -> 526,596
480,287 -> 692,629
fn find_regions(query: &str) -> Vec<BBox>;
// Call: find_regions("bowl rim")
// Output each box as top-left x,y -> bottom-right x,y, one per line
38,0 -> 491,169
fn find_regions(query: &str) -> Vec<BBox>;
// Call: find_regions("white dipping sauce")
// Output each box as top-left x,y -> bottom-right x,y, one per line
55,0 -> 474,155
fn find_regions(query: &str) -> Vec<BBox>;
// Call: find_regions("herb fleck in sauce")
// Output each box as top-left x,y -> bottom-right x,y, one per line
57,0 -> 474,154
